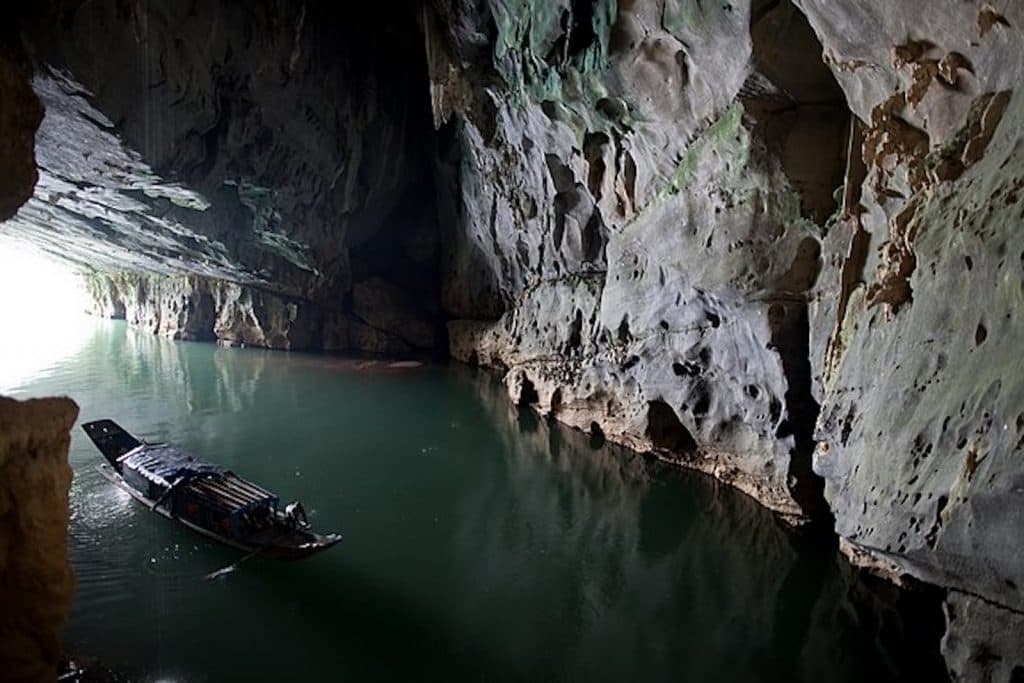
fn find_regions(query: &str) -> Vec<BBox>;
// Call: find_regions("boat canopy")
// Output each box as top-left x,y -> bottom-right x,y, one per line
121,444 -> 279,515
121,444 -> 224,488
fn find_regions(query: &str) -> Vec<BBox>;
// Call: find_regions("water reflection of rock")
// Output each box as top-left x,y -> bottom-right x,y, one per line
57,322 -> 268,423
450,365 -> 946,682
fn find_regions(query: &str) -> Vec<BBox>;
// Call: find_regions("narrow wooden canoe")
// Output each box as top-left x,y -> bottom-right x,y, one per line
83,420 -> 341,560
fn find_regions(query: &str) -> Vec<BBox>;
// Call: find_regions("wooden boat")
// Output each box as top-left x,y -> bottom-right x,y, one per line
83,419 -> 341,560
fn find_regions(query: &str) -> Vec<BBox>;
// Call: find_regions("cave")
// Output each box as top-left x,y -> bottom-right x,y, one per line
2,0 -> 1023,680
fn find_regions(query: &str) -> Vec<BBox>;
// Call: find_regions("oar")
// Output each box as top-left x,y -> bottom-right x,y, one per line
203,547 -> 266,581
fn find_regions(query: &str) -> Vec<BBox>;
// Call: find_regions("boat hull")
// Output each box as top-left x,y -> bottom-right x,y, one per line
97,464 -> 340,560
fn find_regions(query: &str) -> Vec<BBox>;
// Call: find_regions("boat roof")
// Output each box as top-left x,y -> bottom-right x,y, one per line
120,444 -> 224,488
120,445 -> 278,513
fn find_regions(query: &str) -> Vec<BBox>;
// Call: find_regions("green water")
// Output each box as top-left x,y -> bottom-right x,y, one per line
6,320 -> 941,682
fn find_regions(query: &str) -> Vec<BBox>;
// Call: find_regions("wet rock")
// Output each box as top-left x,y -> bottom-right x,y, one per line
0,46 -> 42,222
0,396 -> 78,683
430,0 -> 848,521
799,1 -> 1024,671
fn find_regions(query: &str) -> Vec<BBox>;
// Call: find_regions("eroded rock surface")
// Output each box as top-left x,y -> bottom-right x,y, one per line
799,2 -> 1024,672
0,396 -> 78,682
430,1 -> 1024,673
0,0 -> 1022,675
431,0 -> 848,522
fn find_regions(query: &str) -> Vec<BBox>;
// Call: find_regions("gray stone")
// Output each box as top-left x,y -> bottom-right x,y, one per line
942,591 -> 1024,682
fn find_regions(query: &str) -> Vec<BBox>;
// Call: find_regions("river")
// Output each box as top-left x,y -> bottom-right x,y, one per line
4,319 -> 942,681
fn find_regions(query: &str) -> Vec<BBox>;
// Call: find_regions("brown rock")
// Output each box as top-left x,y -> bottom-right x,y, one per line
0,395 -> 78,683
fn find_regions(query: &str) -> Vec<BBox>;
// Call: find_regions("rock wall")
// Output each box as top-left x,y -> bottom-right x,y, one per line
0,39 -> 42,222
430,0 -> 850,522
1,0 -> 1022,677
84,271 -> 438,354
0,396 -> 78,682
429,0 -> 1024,676
6,0 -> 443,352
796,2 -> 1024,677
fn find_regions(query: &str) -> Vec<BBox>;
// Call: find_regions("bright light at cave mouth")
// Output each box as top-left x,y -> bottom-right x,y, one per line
0,237 -> 95,392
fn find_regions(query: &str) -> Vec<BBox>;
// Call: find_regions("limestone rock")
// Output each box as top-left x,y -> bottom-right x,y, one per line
0,396 -> 78,683
6,1 -> 442,352
0,47 -> 43,222
431,0 -> 848,521
352,277 -> 437,350
942,591 -> 1024,682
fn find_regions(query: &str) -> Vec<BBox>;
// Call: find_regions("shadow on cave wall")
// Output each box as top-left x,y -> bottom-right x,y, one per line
745,0 -> 852,525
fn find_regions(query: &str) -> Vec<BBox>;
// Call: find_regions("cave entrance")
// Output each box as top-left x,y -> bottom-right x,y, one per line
0,237 -> 93,391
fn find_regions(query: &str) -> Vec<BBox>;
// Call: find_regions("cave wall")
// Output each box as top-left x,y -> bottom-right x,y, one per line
0,397 -> 78,682
795,2 -> 1024,678
430,0 -> 850,522
428,0 -> 1024,677
0,40 -> 77,683
0,39 -> 42,222
1,0 -> 1022,677
6,0 -> 442,353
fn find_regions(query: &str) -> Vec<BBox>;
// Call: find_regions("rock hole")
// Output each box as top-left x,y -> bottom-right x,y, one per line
645,400 -> 698,453
692,388 -> 711,417
582,210 -> 606,264
588,421 -> 606,449
565,309 -> 583,353
975,323 -> 988,345
583,132 -> 609,198
567,0 -> 597,57
617,317 -> 632,343
550,388 -> 563,413
672,361 -> 701,377
519,376 -> 539,407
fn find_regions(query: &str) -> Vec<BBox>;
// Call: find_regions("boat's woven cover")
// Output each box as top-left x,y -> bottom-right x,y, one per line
120,444 -> 223,488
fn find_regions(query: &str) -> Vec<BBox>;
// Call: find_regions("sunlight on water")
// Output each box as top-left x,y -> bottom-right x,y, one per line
0,237 -> 95,392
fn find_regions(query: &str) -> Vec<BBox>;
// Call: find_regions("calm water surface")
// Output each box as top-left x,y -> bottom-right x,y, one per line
6,320 -> 939,682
